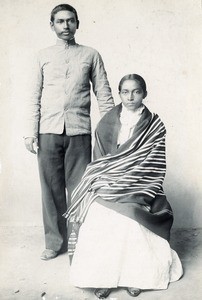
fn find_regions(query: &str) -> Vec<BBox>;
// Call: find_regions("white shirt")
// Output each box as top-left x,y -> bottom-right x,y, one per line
117,104 -> 145,146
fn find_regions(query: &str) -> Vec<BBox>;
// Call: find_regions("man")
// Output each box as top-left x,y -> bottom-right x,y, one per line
24,4 -> 114,260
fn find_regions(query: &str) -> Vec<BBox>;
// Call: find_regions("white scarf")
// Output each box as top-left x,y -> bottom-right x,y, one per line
118,104 -> 145,146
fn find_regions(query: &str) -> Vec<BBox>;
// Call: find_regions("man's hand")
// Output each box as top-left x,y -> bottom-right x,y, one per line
24,137 -> 38,154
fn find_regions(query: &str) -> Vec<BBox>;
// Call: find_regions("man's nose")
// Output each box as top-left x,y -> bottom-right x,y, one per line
63,21 -> 69,28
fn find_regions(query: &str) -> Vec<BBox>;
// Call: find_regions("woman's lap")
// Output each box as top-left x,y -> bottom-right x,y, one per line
70,202 -> 183,289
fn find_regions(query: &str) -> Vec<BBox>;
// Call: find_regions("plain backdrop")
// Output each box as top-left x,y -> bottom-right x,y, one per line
0,0 -> 202,228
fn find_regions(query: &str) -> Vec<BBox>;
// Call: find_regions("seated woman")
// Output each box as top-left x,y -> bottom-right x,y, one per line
64,74 -> 183,299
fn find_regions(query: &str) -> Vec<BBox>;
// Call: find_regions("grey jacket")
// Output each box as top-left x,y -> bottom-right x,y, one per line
26,38 -> 114,137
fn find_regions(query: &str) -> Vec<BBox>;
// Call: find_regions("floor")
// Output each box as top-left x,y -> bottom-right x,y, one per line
0,226 -> 201,300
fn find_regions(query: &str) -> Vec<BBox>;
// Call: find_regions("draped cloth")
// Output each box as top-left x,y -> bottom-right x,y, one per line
64,104 -> 173,256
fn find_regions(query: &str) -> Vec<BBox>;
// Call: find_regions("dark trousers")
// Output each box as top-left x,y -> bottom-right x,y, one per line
37,132 -> 91,252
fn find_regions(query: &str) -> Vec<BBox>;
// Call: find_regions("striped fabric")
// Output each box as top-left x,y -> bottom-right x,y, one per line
67,230 -> 77,257
64,105 -> 173,239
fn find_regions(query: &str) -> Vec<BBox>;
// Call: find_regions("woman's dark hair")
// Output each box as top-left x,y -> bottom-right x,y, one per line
118,74 -> 147,95
50,4 -> 79,25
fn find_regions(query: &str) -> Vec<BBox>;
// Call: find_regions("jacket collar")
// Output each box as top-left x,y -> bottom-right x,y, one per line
56,38 -> 76,47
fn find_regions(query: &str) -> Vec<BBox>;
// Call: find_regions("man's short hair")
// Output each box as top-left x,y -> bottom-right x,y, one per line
50,4 -> 79,24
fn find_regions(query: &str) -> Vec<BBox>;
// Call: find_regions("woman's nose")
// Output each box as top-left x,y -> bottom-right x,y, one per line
128,93 -> 134,101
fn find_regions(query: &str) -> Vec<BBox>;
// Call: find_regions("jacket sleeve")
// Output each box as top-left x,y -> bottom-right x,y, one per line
25,53 -> 43,138
90,51 -> 115,116
93,128 -> 106,160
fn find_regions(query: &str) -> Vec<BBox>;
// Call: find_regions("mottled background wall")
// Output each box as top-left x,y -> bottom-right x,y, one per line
0,0 -> 202,228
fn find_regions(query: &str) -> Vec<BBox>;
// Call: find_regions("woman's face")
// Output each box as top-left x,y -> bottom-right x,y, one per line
119,79 -> 146,112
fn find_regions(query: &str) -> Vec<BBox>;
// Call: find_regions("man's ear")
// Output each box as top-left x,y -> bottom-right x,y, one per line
76,20 -> 80,29
50,21 -> 54,31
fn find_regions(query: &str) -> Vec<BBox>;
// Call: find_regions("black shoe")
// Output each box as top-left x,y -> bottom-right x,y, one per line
126,287 -> 141,297
94,288 -> 112,299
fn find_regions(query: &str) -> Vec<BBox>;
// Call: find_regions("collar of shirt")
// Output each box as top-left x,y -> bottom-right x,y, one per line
117,104 -> 145,146
120,104 -> 145,126
56,38 -> 76,48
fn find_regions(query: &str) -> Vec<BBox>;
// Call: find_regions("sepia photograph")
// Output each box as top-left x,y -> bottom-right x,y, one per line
0,0 -> 202,299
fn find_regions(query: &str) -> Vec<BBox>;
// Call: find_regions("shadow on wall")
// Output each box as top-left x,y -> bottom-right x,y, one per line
164,169 -> 201,229
170,228 -> 201,268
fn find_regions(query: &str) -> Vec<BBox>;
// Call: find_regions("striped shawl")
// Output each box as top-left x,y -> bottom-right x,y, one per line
64,104 -> 173,241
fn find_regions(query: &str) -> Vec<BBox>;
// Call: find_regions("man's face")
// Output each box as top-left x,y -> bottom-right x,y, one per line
50,10 -> 78,41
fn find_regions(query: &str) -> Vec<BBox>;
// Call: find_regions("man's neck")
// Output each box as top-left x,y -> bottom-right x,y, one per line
56,37 -> 76,46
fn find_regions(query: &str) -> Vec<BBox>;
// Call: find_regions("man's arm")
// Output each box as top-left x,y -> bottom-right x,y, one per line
24,137 -> 38,154
24,54 -> 43,154
91,52 -> 114,116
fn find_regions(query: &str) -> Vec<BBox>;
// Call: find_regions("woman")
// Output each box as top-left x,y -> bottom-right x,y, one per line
64,74 -> 183,298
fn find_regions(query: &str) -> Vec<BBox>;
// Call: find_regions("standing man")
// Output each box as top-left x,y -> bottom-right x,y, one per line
24,4 -> 114,260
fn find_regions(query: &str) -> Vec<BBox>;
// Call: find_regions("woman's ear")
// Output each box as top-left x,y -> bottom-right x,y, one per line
144,91 -> 148,99
76,20 -> 80,29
